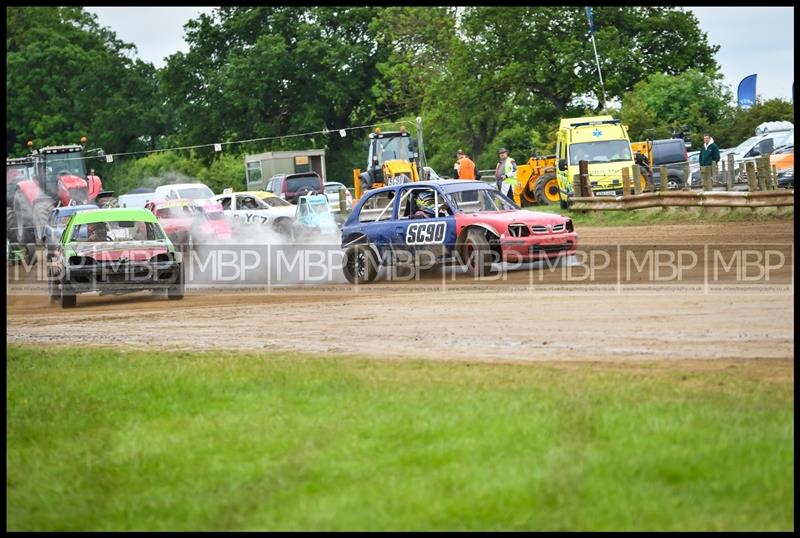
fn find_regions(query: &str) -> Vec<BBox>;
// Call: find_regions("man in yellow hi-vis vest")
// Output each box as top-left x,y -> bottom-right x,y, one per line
495,147 -> 517,198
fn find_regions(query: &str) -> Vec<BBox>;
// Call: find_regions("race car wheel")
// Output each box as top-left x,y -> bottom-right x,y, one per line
534,173 -> 560,205
60,283 -> 76,308
7,206 -> 18,240
462,231 -> 493,277
343,244 -> 378,284
274,218 -> 295,241
167,264 -> 185,300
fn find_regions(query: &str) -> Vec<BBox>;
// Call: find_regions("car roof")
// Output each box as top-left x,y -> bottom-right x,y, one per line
53,204 -> 99,215
156,183 -> 212,190
150,198 -> 198,208
68,208 -> 159,225
362,180 -> 490,197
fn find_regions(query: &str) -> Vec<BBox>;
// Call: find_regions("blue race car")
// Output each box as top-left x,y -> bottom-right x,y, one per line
42,204 -> 99,260
340,180 -> 578,283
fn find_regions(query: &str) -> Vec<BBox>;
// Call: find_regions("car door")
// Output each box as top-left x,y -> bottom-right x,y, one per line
393,185 -> 456,262
348,189 -> 397,263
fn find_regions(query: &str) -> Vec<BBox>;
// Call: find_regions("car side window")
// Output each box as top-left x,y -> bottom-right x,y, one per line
358,191 -> 396,223
218,196 -> 231,210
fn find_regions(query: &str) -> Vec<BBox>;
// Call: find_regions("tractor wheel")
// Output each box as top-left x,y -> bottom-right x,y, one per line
533,173 -> 560,205
60,284 -> 76,308
521,180 -> 538,207
462,230 -> 494,277
343,244 -> 378,284
13,191 -> 34,244
167,264 -> 185,300
33,197 -> 55,244
6,206 -> 18,240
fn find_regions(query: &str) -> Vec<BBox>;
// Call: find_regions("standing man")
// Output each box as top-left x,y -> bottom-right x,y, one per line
698,133 -> 720,190
455,149 -> 476,180
495,147 -> 517,198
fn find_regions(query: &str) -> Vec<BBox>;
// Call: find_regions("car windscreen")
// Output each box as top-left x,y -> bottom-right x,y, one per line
176,186 -> 214,200
731,136 -> 760,155
156,205 -> 200,218
447,188 -> 518,213
286,176 -> 320,192
70,221 -> 166,242
569,140 -> 632,165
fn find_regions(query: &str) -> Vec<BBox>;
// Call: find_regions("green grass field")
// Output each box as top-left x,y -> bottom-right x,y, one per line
6,345 -> 794,531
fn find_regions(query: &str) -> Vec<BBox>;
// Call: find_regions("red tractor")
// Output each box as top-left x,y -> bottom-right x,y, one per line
7,137 -> 116,244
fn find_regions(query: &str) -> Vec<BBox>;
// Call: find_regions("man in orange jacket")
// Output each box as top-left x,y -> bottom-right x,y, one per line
455,149 -> 476,180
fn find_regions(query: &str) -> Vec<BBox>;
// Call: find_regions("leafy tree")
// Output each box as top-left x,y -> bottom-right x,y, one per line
6,7 -> 168,156
620,69 -> 732,143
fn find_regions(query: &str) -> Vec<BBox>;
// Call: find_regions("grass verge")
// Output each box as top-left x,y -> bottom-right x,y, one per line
6,345 -> 794,531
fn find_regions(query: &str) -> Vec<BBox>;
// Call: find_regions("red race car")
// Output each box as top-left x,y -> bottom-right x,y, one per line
145,198 -> 231,248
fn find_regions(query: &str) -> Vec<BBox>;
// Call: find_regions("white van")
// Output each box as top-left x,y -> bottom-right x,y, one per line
118,192 -> 155,209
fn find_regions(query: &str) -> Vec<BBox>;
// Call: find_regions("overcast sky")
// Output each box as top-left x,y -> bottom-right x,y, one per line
85,6 -> 794,103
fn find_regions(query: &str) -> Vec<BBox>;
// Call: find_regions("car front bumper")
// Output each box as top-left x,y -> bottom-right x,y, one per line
62,260 -> 182,293
500,231 -> 579,262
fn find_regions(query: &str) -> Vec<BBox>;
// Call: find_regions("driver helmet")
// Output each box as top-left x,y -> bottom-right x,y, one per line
416,191 -> 436,216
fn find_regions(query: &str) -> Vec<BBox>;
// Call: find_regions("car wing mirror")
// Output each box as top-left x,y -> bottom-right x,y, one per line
558,159 -> 567,171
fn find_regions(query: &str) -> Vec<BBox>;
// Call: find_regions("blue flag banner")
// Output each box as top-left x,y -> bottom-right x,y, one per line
586,6 -> 594,36
737,74 -> 757,108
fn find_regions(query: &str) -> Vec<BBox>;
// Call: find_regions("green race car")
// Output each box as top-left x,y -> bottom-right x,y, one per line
48,208 -> 184,308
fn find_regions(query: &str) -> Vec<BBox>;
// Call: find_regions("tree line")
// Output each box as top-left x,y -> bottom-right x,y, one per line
6,6 -> 794,193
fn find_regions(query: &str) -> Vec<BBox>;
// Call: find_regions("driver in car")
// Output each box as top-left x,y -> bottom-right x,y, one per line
412,191 -> 437,219
87,222 -> 109,242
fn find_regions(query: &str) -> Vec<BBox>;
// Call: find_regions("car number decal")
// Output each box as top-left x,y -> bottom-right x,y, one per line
233,213 -> 270,225
405,221 -> 446,245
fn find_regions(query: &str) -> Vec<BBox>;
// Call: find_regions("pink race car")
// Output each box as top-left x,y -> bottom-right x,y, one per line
145,198 -> 231,248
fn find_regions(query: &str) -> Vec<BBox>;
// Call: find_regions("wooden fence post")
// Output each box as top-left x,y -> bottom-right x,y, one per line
701,166 -> 712,191
746,161 -> 758,192
771,165 -> 779,190
622,167 -> 632,196
573,173 -> 583,197
757,156 -> 769,191
683,162 -> 691,190
659,165 -> 669,192
632,164 -> 642,195
578,160 -> 592,197
726,153 -> 735,191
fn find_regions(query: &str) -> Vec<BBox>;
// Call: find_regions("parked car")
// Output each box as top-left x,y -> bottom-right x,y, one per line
42,204 -> 99,260
649,138 -> 689,190
153,182 -> 216,203
776,167 -> 794,189
323,181 -> 354,211
265,172 -> 324,204
118,187 -> 156,209
47,208 -> 184,308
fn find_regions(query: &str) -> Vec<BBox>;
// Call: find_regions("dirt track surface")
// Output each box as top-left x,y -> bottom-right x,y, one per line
7,222 -> 794,363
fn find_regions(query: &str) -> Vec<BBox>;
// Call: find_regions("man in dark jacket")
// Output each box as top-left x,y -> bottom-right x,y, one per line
698,134 -> 721,189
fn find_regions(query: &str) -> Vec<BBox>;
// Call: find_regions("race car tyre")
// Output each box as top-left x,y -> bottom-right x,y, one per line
533,173 -> 560,205
343,244 -> 378,284
23,243 -> 37,266
462,230 -> 493,277
33,197 -> 55,245
274,218 -> 295,241
167,264 -> 185,300
60,284 -> 76,308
